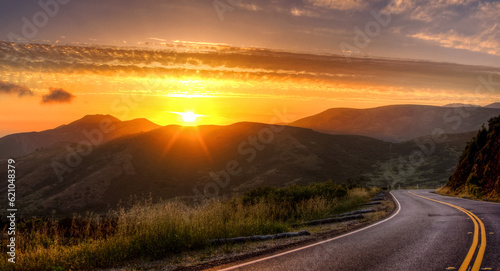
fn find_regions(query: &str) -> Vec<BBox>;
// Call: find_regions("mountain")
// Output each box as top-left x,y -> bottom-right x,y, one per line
289,105 -> 500,142
0,115 -> 160,159
444,115 -> 500,199
443,103 -> 480,108
0,121 -> 475,216
485,102 -> 500,109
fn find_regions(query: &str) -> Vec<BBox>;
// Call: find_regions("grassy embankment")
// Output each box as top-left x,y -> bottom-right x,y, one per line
0,181 -> 378,270
437,115 -> 500,202
437,186 -> 500,202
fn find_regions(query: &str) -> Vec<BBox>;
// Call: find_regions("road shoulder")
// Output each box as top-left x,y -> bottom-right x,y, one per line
103,192 -> 397,271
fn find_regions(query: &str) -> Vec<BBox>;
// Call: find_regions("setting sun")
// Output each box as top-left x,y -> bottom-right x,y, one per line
178,111 -> 201,123
181,111 -> 197,122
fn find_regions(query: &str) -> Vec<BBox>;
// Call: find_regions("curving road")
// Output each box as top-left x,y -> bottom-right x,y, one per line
211,190 -> 500,271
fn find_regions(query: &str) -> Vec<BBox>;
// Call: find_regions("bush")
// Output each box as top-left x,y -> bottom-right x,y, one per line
242,180 -> 347,206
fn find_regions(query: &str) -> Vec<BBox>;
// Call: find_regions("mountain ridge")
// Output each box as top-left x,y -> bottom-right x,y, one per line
0,114 -> 160,159
290,104 -> 500,142
0,120 -> 477,216
485,102 -> 500,109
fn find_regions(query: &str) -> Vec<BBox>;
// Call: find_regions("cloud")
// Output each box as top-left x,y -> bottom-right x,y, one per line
41,89 -> 75,104
384,0 -> 414,14
383,0 -> 500,57
238,3 -> 262,11
384,0 -> 477,15
290,7 -> 321,17
306,0 -> 368,10
0,81 -> 34,97
410,24 -> 500,56
149,37 -> 167,42
2,41 -> 500,104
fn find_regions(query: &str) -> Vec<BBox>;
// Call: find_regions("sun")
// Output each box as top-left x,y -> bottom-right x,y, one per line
168,111 -> 204,124
178,111 -> 202,123
181,111 -> 197,122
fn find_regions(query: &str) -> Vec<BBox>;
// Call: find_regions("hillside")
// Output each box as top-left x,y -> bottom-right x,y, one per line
443,103 -> 480,108
289,104 -> 500,142
444,115 -> 500,199
485,102 -> 500,109
0,121 -> 475,216
0,115 -> 160,159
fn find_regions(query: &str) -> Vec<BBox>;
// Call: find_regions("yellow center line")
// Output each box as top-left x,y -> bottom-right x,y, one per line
408,191 -> 487,271
470,209 -> 486,271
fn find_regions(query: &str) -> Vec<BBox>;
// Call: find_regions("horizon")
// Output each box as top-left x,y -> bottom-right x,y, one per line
1,42 -> 499,137
2,101 -> 499,138
2,1 -> 500,138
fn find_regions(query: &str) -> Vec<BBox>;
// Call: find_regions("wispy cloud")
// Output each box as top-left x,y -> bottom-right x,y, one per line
306,0 -> 368,10
238,3 -> 262,11
410,24 -> 500,56
290,7 -> 321,17
0,81 -> 34,97
384,0 -> 477,15
149,37 -> 167,42
383,0 -> 500,57
41,88 -> 75,104
384,0 -> 414,14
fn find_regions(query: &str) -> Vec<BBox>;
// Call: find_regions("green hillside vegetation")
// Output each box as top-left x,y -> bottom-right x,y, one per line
0,122 -> 475,216
0,181 -> 377,270
440,115 -> 500,200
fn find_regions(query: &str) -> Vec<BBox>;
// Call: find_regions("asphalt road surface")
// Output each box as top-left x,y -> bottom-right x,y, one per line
212,190 -> 500,271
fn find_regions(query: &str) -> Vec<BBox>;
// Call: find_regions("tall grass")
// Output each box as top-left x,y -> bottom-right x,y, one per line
437,185 -> 500,202
0,182 -> 376,270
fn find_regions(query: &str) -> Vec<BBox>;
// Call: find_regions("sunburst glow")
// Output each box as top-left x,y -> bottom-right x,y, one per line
171,111 -> 203,123
181,111 -> 198,122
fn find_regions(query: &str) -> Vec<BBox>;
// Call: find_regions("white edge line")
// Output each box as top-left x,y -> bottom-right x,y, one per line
216,191 -> 402,271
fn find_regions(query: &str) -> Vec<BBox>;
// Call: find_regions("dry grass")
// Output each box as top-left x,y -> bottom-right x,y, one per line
437,186 -> 500,202
0,185 -> 377,270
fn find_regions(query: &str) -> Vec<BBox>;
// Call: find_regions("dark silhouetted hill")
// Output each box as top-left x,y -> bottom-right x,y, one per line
0,120 -> 476,216
443,103 -> 480,108
290,105 -> 500,142
0,115 -> 160,159
485,102 -> 500,109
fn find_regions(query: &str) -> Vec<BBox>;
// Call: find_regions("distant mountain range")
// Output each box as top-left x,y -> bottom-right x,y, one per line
0,115 -> 159,159
1,104 -> 499,216
290,104 -> 500,142
442,103 -> 480,108
485,102 -> 500,109
0,119 -> 476,216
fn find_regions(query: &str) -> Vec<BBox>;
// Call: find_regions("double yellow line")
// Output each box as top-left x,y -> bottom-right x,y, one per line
408,191 -> 486,271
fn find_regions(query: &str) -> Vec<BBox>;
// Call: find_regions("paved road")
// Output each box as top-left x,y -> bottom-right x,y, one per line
212,190 -> 500,271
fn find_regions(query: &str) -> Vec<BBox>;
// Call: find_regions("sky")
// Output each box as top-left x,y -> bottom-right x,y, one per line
1,0 -> 500,137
